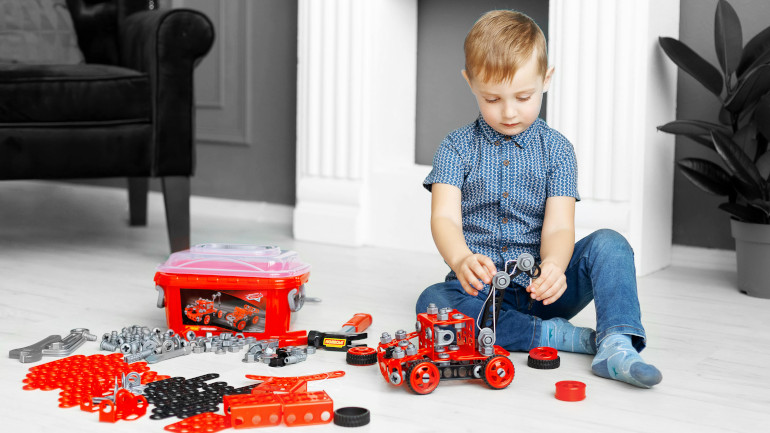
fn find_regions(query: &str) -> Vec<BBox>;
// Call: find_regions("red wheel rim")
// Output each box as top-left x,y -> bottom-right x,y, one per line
484,356 -> 515,389
251,316 -> 259,324
203,315 -> 210,325
408,362 -> 440,394
529,347 -> 558,360
237,321 -> 246,330
348,347 -> 376,356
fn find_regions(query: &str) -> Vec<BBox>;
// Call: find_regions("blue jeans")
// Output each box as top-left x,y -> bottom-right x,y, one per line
416,229 -> 646,352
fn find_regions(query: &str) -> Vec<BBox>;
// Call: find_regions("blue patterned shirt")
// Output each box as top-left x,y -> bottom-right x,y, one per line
424,116 -> 580,286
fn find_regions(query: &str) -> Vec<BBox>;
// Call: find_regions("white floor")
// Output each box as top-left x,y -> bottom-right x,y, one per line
1,180 -> 769,433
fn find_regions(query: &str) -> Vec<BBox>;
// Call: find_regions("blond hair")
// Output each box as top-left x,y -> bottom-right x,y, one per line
464,10 -> 548,83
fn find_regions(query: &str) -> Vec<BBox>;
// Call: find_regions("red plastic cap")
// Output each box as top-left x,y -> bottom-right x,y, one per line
555,380 -> 586,401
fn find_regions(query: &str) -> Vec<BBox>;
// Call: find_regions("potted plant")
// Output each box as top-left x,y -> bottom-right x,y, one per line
658,0 -> 770,298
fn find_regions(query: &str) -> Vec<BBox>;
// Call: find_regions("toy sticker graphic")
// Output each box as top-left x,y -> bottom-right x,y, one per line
181,290 -> 266,332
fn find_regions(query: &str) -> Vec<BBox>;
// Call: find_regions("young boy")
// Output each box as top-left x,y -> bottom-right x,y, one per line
417,10 -> 662,388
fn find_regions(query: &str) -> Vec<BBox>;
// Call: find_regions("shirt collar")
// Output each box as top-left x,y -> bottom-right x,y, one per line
477,115 -> 542,148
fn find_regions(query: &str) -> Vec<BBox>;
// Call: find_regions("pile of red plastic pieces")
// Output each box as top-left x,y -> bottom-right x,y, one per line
22,353 -> 170,422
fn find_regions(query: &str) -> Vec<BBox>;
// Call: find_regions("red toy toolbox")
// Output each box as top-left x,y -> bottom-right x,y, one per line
154,244 -> 310,343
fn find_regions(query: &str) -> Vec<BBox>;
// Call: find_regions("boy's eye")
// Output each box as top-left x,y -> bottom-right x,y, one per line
484,98 -> 499,103
517,96 -> 531,102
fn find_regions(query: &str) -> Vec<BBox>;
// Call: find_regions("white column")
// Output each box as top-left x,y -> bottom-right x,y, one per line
547,0 -> 680,275
293,0 -> 418,246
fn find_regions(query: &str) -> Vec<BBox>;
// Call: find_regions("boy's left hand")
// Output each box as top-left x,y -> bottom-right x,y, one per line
526,261 -> 567,305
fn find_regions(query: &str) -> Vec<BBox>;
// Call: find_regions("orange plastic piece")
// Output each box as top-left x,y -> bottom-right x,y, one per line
281,390 -> 333,426
219,371 -> 344,429
98,389 -> 148,422
225,394 -> 284,429
164,412 -> 231,433
244,370 -> 344,394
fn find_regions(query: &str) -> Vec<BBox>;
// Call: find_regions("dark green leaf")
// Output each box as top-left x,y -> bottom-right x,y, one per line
748,199 -> 770,217
725,63 -> 770,113
755,95 -> 770,141
719,202 -> 767,222
734,123 -> 757,158
718,106 -> 733,125
737,26 -> 770,77
758,132 -> 769,163
715,0 -> 743,79
711,131 -> 766,195
677,158 -> 734,196
683,134 -> 717,151
659,37 -> 723,97
657,119 -> 730,135
731,176 -> 763,201
757,150 -> 770,179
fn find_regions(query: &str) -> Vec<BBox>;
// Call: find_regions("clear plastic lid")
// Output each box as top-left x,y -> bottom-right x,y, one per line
156,244 -> 311,278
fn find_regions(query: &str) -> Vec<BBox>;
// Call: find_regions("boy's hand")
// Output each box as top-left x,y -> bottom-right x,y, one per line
453,253 -> 497,296
526,261 -> 567,305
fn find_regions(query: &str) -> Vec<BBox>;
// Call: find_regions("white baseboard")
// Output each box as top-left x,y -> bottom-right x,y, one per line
671,244 -> 736,271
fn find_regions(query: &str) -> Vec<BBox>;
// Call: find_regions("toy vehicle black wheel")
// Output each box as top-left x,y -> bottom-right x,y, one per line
203,314 -> 211,325
482,355 -> 515,389
334,407 -> 370,427
236,320 -> 246,331
527,347 -> 560,369
346,346 -> 377,366
217,310 -> 224,319
251,316 -> 259,325
405,361 -> 440,395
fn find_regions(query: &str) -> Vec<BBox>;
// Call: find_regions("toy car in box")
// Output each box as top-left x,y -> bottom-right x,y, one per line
154,244 -> 310,343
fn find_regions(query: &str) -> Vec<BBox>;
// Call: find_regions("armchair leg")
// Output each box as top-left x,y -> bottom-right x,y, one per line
128,177 -> 149,226
162,176 -> 191,252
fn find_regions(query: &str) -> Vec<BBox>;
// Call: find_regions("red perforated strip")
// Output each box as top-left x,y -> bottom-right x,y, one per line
164,412 -> 231,432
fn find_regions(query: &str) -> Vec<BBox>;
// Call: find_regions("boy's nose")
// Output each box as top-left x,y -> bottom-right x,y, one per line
503,102 -> 516,119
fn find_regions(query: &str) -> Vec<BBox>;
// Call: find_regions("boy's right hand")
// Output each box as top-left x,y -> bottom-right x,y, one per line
452,253 -> 497,296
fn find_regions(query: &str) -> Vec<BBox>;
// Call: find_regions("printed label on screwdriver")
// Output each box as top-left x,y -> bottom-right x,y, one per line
323,338 -> 347,348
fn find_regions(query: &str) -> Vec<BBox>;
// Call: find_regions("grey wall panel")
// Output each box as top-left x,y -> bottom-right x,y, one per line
73,0 -> 298,205
415,0 -> 549,165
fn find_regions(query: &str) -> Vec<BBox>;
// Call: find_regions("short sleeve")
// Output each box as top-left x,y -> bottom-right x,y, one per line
547,134 -> 580,201
423,136 -> 465,192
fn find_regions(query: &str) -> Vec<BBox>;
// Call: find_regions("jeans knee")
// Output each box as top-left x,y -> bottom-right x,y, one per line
416,283 -> 443,315
588,229 -> 633,255
415,281 -> 460,315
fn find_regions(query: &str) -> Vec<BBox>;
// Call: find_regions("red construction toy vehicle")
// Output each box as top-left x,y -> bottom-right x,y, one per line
184,292 -> 261,331
376,253 -> 540,395
184,292 -> 225,325
224,304 -> 261,331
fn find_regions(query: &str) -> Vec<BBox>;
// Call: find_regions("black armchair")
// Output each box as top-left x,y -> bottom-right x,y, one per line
0,0 -> 215,252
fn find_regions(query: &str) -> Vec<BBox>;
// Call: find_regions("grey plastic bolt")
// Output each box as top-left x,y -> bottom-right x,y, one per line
124,349 -> 154,363
426,303 -> 438,315
100,340 -> 119,352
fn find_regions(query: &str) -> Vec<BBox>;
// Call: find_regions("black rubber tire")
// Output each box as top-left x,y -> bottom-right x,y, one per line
346,346 -> 377,366
334,407 -> 370,427
527,347 -> 560,369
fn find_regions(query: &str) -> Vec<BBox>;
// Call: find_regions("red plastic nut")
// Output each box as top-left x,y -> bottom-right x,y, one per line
555,380 -> 586,401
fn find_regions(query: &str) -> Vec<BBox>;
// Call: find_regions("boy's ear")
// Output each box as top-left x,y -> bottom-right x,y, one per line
461,69 -> 472,88
542,66 -> 555,92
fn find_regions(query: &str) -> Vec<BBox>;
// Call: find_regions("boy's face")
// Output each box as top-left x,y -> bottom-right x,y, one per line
463,54 -> 553,137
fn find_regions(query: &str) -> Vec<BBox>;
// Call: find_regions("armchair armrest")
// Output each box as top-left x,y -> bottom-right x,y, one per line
119,8 -> 215,176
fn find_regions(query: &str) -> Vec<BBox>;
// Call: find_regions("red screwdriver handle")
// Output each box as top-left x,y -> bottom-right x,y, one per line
341,313 -> 372,333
